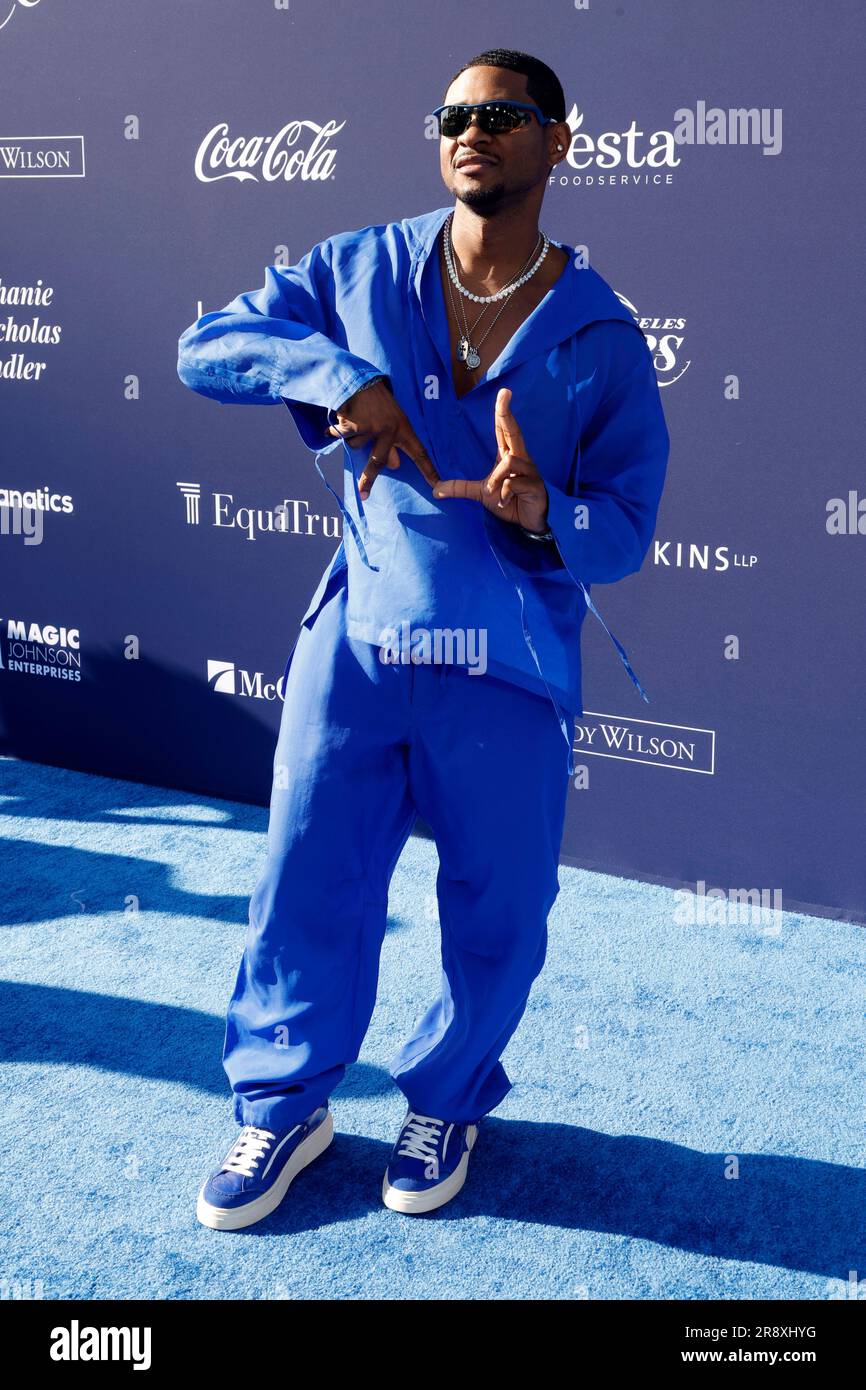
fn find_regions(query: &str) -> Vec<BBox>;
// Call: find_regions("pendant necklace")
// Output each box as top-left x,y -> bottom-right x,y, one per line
443,211 -> 550,370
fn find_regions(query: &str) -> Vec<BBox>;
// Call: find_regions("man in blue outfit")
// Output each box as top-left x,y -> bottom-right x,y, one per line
177,48 -> 669,1228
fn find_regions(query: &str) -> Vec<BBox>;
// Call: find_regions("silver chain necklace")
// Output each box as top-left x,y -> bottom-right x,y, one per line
443,212 -> 550,370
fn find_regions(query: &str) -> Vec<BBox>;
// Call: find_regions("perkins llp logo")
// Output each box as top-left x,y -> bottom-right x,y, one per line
194,119 -> 344,183
207,659 -> 286,702
573,713 -> 716,775
615,291 -> 690,387
50,1320 -> 151,1371
0,0 -> 41,35
653,541 -> 758,573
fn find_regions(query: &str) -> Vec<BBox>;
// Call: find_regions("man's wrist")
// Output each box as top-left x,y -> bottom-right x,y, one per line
335,374 -> 390,413
520,522 -> 554,541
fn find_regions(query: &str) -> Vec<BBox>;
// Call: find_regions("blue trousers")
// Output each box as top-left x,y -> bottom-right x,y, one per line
223,572 -> 573,1130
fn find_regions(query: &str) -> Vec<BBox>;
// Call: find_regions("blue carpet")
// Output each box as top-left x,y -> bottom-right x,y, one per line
1,752 -> 863,1301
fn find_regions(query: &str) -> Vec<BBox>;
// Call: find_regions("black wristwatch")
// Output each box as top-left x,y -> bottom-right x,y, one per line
520,524 -> 554,542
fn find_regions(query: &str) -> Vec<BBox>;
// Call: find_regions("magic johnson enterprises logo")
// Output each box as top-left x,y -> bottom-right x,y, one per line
177,481 -> 339,541
573,713 -> 716,775
551,101 -> 782,188
0,0 -> 41,35
0,616 -> 82,682
193,119 -> 344,183
207,659 -> 287,702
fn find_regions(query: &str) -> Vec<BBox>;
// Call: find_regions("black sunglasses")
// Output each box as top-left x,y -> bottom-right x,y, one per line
431,100 -> 555,138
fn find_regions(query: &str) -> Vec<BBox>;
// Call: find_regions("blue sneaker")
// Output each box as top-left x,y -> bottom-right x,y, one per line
196,1105 -> 333,1230
382,1108 -> 479,1214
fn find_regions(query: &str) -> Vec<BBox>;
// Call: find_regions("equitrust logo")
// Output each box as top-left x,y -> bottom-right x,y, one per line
177,481 -> 339,541
0,616 -> 82,681
50,1320 -> 151,1371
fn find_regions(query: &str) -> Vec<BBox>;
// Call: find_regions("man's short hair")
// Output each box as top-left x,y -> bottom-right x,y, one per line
445,49 -> 566,124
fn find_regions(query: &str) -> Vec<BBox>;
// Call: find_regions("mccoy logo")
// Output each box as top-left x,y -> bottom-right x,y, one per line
573,713 -> 716,775
207,659 -> 286,702
0,0 -> 41,35
0,616 -> 82,680
194,119 -> 344,183
615,292 -> 690,387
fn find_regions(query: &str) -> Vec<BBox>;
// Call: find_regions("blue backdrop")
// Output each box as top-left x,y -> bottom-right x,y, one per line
1,0 -> 864,922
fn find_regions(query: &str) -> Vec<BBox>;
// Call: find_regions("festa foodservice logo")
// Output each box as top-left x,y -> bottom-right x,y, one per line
551,101 -> 782,187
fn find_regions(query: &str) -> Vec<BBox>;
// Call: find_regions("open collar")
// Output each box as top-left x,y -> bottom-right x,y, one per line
408,204 -> 636,397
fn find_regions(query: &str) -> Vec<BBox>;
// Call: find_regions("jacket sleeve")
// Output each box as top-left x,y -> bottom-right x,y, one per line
544,320 -> 670,585
176,241 -> 386,450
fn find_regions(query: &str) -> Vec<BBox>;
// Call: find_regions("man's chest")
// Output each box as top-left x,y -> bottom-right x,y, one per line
330,228 -> 585,488
436,238 -> 569,400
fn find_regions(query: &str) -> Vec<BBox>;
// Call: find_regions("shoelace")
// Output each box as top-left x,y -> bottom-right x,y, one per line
222,1125 -> 277,1178
397,1112 -> 446,1180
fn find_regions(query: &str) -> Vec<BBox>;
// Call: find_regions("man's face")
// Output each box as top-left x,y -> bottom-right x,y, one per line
438,65 -> 561,213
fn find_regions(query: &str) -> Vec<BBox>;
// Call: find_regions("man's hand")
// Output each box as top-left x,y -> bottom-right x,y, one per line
328,379 -> 440,501
433,388 -> 550,534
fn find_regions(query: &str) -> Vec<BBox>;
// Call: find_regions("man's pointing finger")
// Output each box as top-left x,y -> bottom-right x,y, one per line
397,427 -> 441,491
433,478 -> 486,502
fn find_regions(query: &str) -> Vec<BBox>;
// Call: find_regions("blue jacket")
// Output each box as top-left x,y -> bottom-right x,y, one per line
177,204 -> 670,761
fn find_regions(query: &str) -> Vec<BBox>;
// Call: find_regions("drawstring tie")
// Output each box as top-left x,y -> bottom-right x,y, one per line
290,400 -> 379,573
485,524 -> 651,780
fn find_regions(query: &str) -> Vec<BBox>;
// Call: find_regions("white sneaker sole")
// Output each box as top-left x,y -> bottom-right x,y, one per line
382,1124 -> 478,1214
196,1110 -> 335,1231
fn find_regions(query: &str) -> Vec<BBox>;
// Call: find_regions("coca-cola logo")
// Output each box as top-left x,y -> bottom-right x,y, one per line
1,0 -> 42,35
193,120 -> 344,184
